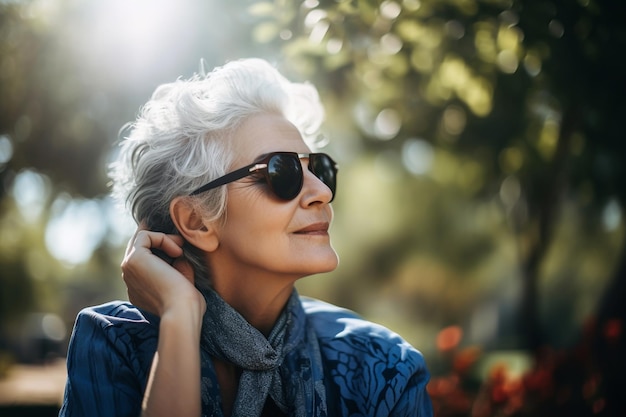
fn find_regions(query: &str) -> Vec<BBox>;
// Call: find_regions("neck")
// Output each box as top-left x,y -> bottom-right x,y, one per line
211,277 -> 296,336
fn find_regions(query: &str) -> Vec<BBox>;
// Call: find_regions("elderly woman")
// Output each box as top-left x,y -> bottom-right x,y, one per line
59,58 -> 432,417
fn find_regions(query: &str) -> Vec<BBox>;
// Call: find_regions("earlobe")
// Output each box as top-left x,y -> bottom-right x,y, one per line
169,197 -> 220,252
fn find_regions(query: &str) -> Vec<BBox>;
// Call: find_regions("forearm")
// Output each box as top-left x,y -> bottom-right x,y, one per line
141,303 -> 203,417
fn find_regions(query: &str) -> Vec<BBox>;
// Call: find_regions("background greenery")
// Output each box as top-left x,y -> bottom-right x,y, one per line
1,0 -> 624,415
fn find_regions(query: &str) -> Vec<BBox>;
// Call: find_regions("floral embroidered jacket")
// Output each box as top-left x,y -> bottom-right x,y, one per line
59,297 -> 433,417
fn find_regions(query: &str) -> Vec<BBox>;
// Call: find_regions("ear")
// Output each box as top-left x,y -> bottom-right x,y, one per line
169,196 -> 220,252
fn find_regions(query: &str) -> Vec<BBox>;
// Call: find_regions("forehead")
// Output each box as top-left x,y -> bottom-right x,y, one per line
230,113 -> 311,164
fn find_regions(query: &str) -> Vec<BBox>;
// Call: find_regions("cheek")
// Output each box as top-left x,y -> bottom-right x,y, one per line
221,189 -> 299,254
222,206 -> 291,249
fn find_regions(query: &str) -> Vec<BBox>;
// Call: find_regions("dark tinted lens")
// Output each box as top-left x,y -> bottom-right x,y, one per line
309,154 -> 337,200
267,154 -> 303,200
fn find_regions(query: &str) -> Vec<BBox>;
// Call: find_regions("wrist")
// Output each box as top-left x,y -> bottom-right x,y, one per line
160,295 -> 205,332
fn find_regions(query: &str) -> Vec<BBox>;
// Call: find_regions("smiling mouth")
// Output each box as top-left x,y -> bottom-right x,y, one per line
294,222 -> 329,234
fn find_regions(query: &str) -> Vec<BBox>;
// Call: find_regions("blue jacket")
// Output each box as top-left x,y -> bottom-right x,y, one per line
59,297 -> 432,416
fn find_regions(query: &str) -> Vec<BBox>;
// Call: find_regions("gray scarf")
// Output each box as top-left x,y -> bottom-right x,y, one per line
199,288 -> 327,417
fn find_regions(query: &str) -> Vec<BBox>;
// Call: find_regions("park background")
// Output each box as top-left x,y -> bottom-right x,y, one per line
0,0 -> 624,416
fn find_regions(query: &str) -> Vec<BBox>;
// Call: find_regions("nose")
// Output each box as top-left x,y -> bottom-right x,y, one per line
300,164 -> 333,206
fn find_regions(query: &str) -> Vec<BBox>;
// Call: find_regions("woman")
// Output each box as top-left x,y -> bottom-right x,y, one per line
59,58 -> 432,417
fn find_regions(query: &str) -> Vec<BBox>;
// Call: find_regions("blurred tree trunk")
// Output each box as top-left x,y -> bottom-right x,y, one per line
520,103 -> 580,351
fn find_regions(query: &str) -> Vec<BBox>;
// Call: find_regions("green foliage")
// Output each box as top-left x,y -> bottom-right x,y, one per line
0,0 -> 263,337
0,4 -> 624,406
255,0 -> 626,350
0,3 -> 111,199
255,0 -> 626,200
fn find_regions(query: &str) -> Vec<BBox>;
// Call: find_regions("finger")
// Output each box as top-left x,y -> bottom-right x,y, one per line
133,230 -> 184,259
125,224 -> 146,257
151,234 -> 185,259
166,234 -> 185,248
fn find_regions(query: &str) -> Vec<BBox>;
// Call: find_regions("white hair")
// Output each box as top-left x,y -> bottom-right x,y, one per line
109,58 -> 325,285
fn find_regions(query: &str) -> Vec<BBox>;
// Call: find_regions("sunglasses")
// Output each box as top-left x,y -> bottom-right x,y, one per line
189,152 -> 338,202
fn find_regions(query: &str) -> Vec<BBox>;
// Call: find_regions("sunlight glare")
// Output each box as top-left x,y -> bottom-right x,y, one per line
81,0 -> 187,77
45,196 -> 107,265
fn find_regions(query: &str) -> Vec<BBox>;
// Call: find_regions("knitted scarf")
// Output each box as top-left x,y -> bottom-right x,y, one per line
198,288 -> 327,417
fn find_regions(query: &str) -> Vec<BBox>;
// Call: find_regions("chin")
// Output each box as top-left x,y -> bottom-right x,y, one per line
294,253 -> 339,276
314,252 -> 340,273
289,246 -> 338,274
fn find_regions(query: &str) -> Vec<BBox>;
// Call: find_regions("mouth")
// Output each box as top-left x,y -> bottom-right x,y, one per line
294,222 -> 330,235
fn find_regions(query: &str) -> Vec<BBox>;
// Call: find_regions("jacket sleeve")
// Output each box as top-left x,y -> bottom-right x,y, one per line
58,303 -> 157,417
389,369 -> 433,417
303,297 -> 433,417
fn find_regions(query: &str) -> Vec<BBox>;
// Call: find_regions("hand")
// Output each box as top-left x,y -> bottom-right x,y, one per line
126,227 -> 205,417
121,226 -> 206,318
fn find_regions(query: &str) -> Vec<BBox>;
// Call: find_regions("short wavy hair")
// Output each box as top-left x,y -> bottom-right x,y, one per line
109,58 -> 325,285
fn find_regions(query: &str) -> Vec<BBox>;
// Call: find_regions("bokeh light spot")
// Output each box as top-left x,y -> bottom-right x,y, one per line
374,108 -> 402,140
437,325 -> 463,352
380,0 -> 402,20
45,196 -> 107,265
12,170 -> 49,223
0,134 -> 13,165
402,138 -> 434,175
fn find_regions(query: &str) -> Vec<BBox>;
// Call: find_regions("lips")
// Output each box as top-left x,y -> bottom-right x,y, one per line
294,222 -> 329,234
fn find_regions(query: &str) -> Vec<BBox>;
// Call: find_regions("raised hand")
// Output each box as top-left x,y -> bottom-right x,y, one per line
121,226 -> 206,318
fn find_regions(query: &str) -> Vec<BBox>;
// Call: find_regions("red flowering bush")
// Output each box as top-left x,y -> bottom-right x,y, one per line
427,319 -> 623,417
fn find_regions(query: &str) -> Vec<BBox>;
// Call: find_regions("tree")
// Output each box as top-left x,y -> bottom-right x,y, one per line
250,0 -> 626,351
0,0 -> 261,339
